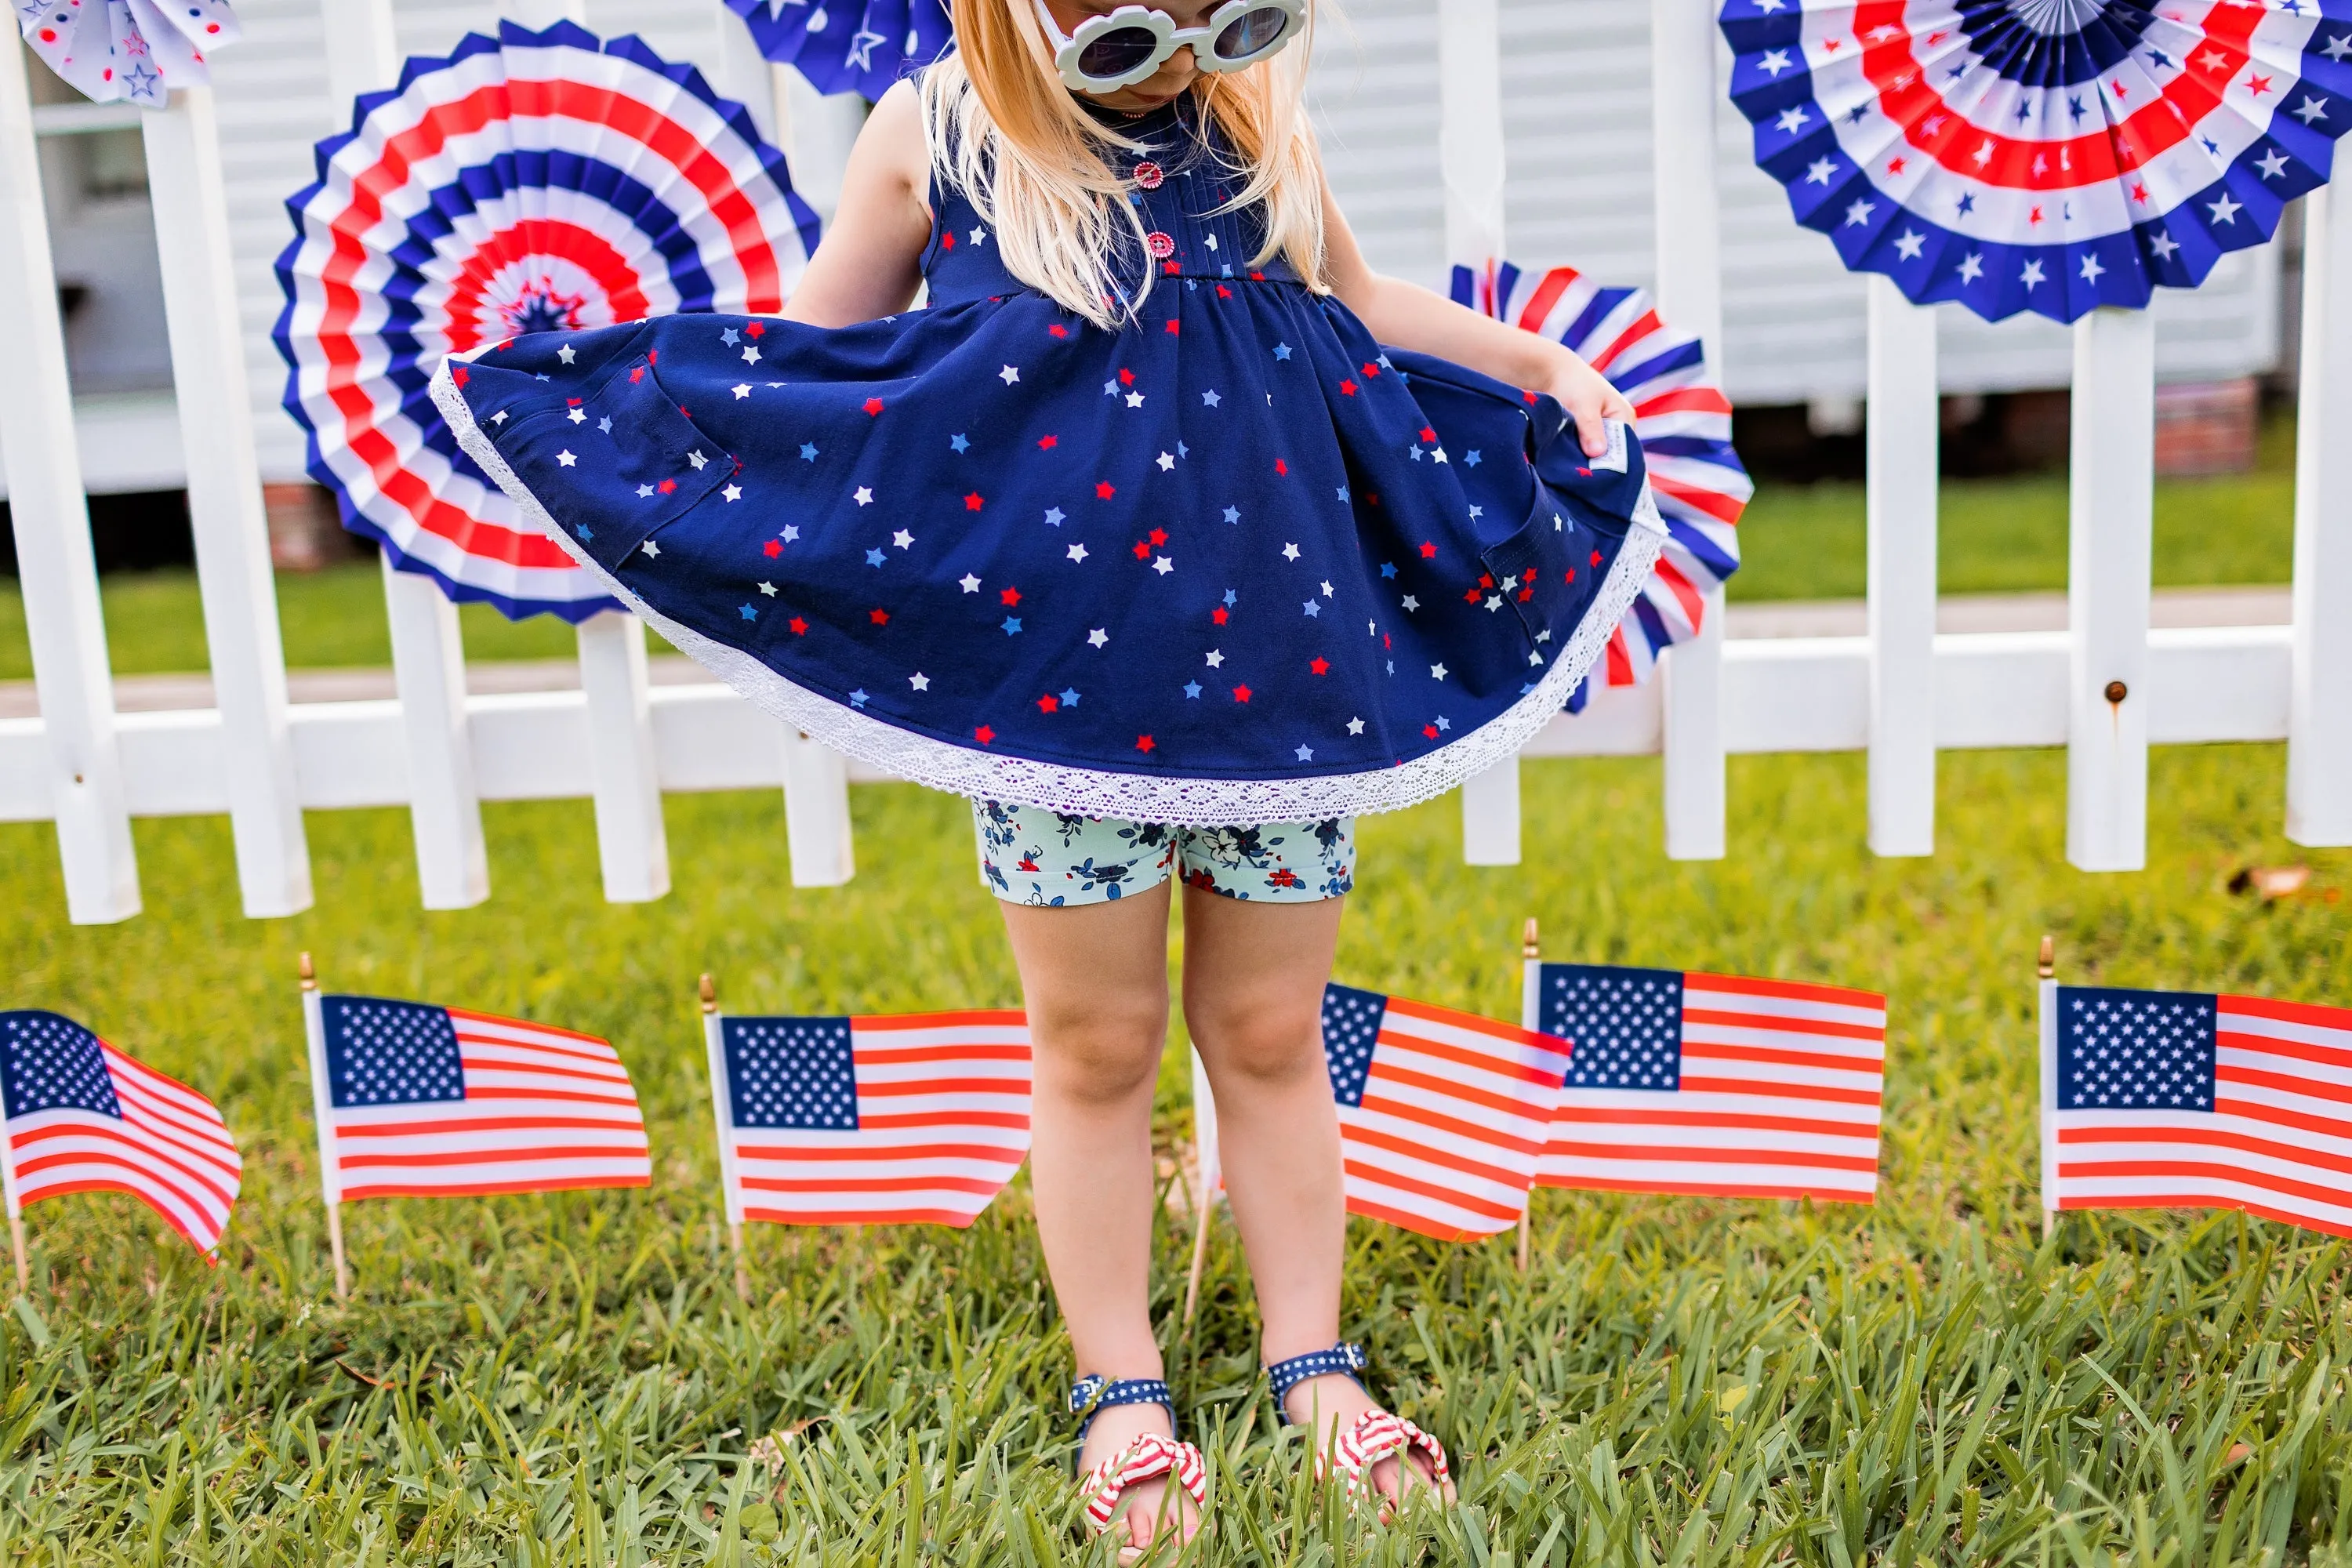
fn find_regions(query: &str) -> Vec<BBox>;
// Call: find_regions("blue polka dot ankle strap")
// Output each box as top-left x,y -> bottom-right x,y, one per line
1068,1374 -> 1178,1444
1264,1342 -> 1368,1425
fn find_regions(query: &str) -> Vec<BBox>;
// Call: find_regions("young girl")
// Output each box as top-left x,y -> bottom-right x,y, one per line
437,0 -> 1658,1549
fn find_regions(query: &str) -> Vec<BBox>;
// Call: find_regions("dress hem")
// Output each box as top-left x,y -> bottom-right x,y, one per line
431,359 -> 1665,826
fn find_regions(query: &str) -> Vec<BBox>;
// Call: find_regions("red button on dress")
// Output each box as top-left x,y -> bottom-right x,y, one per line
1132,160 -> 1164,190
1145,231 -> 1176,259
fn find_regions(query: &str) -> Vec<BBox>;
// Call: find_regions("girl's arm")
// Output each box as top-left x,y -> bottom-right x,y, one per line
1319,183 -> 1634,459
782,80 -> 936,328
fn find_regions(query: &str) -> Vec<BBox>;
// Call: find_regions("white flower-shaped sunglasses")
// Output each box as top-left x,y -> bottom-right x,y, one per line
1034,0 -> 1307,93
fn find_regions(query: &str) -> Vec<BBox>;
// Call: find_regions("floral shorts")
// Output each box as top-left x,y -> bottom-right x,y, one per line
973,800 -> 1356,907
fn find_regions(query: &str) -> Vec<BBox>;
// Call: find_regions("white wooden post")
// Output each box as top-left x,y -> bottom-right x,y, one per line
1651,0 -> 1729,862
321,0 -> 491,908
2066,309 -> 2155,873
0,42 -> 140,923
1437,0 -> 1519,866
506,0 -> 586,27
2288,187 -> 2352,847
575,612 -> 670,902
143,89 -> 313,918
1864,278 -> 1938,857
779,728 -> 855,886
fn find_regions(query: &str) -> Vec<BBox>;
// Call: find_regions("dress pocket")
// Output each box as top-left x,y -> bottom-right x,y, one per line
495,346 -> 736,570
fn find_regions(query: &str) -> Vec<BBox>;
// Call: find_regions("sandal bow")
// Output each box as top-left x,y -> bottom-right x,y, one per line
1068,1374 -> 1208,1541
1265,1341 -> 1452,1518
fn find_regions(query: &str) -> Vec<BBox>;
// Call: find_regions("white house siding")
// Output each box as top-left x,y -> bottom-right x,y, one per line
45,0 -> 2289,490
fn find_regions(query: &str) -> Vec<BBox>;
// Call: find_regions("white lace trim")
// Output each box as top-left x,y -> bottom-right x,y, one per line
432,363 -> 1664,826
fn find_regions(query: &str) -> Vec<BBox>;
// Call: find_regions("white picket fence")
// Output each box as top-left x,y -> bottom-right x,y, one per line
0,0 -> 2347,926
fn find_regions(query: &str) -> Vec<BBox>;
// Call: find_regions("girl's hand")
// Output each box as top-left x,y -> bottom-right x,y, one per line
1547,350 -> 1635,459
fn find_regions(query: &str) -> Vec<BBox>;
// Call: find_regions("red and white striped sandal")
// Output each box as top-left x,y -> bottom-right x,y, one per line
1069,1374 -> 1208,1555
1266,1343 -> 1452,1519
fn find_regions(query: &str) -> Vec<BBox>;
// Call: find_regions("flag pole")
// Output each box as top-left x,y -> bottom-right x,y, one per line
1182,1047 -> 1218,1328
0,1022 -> 27,1294
1515,917 -> 1539,1276
702,972 -> 750,1303
2037,935 -> 2057,1243
300,952 -> 349,1301
5,1218 -> 23,1297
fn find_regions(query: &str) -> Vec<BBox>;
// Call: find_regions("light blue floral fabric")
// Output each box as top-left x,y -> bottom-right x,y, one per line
973,800 -> 1354,907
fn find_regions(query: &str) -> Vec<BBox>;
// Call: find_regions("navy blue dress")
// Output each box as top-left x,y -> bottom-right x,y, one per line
431,96 -> 1665,825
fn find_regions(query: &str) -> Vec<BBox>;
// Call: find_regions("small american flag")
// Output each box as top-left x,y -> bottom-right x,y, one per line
2042,985 -> 2352,1237
1319,984 -> 1571,1241
0,1011 -> 241,1254
1529,964 -> 1885,1203
706,1010 -> 1031,1227
307,994 -> 650,1201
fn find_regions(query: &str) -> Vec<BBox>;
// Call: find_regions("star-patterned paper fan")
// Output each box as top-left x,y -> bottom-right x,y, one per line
272,20 -> 821,622
1721,0 -> 2352,324
1453,262 -> 1750,710
721,0 -> 953,99
18,0 -> 240,107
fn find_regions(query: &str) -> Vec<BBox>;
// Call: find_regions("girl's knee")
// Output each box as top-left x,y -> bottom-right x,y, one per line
1033,998 -> 1168,1106
1187,989 -> 1323,1087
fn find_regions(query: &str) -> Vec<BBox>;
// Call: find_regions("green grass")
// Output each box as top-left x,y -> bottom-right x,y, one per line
0,414 -> 2305,681
1729,414 -> 2299,604
1,746 -> 2347,1562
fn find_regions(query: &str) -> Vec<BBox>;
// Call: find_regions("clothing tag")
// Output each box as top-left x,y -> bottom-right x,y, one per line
1592,419 -> 1631,474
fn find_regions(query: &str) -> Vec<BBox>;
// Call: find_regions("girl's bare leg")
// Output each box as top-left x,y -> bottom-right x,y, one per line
1180,886 -> 1451,1506
997,882 -> 1196,1553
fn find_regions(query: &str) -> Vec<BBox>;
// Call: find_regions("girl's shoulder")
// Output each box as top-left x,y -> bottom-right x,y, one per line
847,78 -> 934,211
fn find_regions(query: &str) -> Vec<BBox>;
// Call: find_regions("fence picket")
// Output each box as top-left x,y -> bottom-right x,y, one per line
0,42 -> 140,924
779,728 -> 855,887
575,612 -> 670,903
1864,278 -> 1939,858
143,88 -> 313,918
2065,309 -> 2156,873
1651,0 -> 1729,862
383,557 -> 490,909
2290,187 -> 2352,848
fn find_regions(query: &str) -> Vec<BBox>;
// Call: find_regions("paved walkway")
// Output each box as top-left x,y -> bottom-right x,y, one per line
0,586 -> 2294,720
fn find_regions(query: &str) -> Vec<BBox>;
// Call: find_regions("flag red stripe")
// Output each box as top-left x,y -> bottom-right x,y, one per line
1381,996 -> 1560,1052
1374,1026 -> 1560,1087
2053,1192 -> 2351,1238
9,1177 -> 223,1251
856,1076 -> 1031,1100
1680,1007 -> 1885,1043
1355,1089 -> 1544,1157
1340,1156 -> 1518,1224
2213,1094 -> 2352,1145
339,1144 -> 646,1170
12,1151 -> 225,1234
2216,1029 -> 2352,1075
457,1053 -> 633,1087
104,1076 -> 239,1160
2056,1157 -> 2352,1214
455,1038 -> 626,1075
1552,1105 -> 1868,1138
857,1109 -> 1031,1132
738,1173 -> 1007,1196
459,1084 -> 644,1109
1542,1138 -> 1879,1173
11,1120 -> 238,1210
1679,1040 -> 1886,1075
852,1042 -> 1031,1065
335,1114 -> 643,1138
1675,1073 -> 1883,1107
850,1011 -> 1027,1032
1369,1060 -> 1546,1122
1686,973 -> 1886,1009
1341,1117 -> 1530,1188
2218,1063 -> 2352,1108
733,1142 -> 1022,1164
742,1205 -> 982,1228
1535,1172 -> 1874,1203
2057,1123 -> 2352,1178
2219,995 -> 2352,1031
1342,1193 -> 1487,1243
340,1173 -> 650,1200
445,1008 -> 615,1047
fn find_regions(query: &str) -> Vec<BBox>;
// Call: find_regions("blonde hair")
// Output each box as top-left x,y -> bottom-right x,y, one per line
920,0 -> 1329,328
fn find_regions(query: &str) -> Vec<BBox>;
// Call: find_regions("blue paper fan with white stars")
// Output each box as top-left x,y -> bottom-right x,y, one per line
721,0 -> 952,99
1721,0 -> 2352,324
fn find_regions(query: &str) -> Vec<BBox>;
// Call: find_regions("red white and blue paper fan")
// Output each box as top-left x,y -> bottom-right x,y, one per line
18,0 -> 239,106
1453,261 -> 1751,710
272,20 -> 819,622
1722,1 -> 2352,324
723,0 -> 953,99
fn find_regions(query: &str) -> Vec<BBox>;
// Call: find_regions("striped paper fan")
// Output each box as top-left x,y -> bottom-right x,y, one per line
722,0 -> 953,99
272,20 -> 821,622
1453,261 -> 1751,709
18,0 -> 239,106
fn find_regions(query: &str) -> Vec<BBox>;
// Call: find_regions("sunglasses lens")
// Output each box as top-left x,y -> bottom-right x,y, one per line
1076,25 -> 1163,78
1212,5 -> 1290,59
